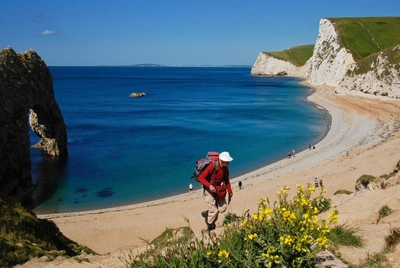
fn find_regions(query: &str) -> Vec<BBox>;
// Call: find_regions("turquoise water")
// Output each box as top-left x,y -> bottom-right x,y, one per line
29,67 -> 330,214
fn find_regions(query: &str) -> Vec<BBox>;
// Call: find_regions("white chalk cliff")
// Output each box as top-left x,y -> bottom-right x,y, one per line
251,52 -> 308,77
251,18 -> 400,99
335,44 -> 400,98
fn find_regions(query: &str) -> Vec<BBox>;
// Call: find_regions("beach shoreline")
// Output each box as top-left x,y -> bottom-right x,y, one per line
37,81 -> 330,219
38,84 -> 400,256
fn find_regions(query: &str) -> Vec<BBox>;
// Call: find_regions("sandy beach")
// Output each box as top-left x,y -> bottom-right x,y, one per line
38,84 -> 400,259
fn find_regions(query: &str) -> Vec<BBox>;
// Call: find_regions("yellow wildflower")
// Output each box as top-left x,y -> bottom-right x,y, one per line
248,233 -> 258,240
218,249 -> 229,259
328,210 -> 339,223
297,184 -> 304,191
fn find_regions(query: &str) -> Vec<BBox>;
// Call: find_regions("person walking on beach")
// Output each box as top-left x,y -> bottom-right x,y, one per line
198,151 -> 233,231
314,177 -> 319,187
319,179 -> 324,188
189,183 -> 193,192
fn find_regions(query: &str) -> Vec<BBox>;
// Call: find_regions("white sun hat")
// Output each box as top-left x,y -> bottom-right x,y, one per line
219,152 -> 233,162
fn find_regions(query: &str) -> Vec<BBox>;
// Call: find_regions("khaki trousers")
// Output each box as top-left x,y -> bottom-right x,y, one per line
203,188 -> 228,225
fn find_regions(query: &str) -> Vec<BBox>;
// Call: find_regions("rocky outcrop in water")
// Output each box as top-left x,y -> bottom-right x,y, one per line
0,47 -> 68,199
129,92 -> 146,97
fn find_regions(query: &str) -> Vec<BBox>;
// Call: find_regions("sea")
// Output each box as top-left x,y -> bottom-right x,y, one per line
28,67 -> 330,214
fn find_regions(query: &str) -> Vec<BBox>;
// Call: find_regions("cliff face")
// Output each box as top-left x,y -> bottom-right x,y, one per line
308,19 -> 356,86
335,45 -> 400,98
0,47 -> 68,199
251,18 -> 400,99
250,52 -> 309,77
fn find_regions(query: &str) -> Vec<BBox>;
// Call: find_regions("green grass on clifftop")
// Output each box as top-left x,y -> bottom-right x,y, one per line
265,45 -> 314,66
350,44 -> 400,76
330,17 -> 400,61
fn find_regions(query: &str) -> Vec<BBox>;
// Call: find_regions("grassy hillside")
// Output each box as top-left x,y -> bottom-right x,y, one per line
350,44 -> 400,76
330,17 -> 400,61
262,17 -> 400,67
265,45 -> 314,66
0,192 -> 95,267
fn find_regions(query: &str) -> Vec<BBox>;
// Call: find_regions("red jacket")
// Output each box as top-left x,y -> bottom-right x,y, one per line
198,161 -> 233,196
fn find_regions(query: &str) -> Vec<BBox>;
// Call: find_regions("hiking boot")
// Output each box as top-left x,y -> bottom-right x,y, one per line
201,210 -> 208,218
201,210 -> 208,226
207,223 -> 216,231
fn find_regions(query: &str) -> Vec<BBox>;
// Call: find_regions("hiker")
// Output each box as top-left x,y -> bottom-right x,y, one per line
198,151 -> 233,231
314,177 -> 319,187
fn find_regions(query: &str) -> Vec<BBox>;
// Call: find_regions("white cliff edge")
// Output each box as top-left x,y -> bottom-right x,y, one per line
251,18 -> 400,99
250,52 -> 308,77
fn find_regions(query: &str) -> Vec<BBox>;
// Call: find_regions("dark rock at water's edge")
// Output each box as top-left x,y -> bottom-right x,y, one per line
276,71 -> 287,76
0,46 -> 68,202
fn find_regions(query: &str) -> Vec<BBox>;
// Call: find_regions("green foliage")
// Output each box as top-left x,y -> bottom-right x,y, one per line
311,196 -> 331,213
330,17 -> 400,61
327,223 -> 362,248
356,174 -> 377,188
334,189 -> 353,195
354,252 -> 390,268
0,192 -> 95,267
266,45 -> 314,66
350,45 -> 400,76
377,205 -> 393,223
360,174 -> 377,181
129,184 -> 340,267
384,227 -> 400,251
222,212 -> 241,226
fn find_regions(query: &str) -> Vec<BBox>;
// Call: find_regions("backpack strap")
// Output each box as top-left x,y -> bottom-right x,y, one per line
213,160 -> 219,173
208,161 -> 219,185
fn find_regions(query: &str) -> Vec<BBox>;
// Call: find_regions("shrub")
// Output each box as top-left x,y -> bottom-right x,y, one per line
222,212 -> 241,226
334,189 -> 353,195
234,184 -> 339,267
0,192 -> 94,267
129,184 -> 340,267
311,195 -> 331,212
377,205 -> 392,223
328,223 -> 362,248
355,252 -> 390,268
384,227 -> 400,251
358,174 -> 376,182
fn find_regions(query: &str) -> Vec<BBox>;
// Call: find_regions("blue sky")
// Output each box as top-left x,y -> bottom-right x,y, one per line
1,0 -> 399,66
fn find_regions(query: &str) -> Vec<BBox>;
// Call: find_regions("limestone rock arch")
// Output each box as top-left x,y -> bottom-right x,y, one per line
0,47 -> 68,199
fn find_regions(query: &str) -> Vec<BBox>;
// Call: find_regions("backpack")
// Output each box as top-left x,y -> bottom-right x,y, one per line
191,152 -> 219,182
